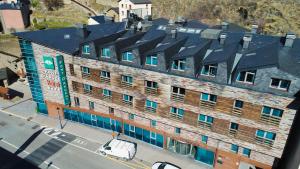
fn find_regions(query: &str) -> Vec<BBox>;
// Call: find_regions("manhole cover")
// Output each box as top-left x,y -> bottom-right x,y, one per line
32,124 -> 40,129
0,121 -> 6,127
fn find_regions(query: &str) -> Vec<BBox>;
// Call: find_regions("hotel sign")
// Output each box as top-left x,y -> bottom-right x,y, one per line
43,56 -> 55,70
56,55 -> 71,105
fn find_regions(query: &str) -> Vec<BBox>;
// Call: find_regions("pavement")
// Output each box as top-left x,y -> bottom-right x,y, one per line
0,81 -> 211,169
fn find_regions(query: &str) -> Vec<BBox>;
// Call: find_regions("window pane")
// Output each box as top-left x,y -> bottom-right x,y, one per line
246,73 -> 254,83
207,116 -> 214,123
210,95 -> 217,102
271,79 -> 280,87
237,72 -> 245,81
201,93 -> 209,101
272,109 -> 283,117
201,65 -> 209,75
256,130 -> 265,137
199,114 -> 205,121
178,109 -> 184,116
201,135 -> 208,143
235,100 -> 243,108
262,106 -> 271,115
231,144 -> 238,153
146,56 -> 151,64
243,148 -> 251,156
280,80 -> 290,89
152,57 -> 158,65
266,132 -> 276,140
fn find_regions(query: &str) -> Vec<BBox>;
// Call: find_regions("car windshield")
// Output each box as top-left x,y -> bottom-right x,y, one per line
158,163 -> 167,169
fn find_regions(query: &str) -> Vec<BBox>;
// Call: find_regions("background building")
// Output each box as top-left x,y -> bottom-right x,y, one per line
118,0 -> 152,21
15,19 -> 300,169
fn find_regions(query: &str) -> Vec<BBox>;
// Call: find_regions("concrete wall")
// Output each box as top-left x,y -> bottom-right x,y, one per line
119,0 -> 152,21
0,9 -> 25,33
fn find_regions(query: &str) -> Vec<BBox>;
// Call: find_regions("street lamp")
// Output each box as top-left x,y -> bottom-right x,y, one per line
56,107 -> 63,129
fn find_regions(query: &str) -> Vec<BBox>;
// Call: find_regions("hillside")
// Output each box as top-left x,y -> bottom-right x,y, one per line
152,0 -> 300,36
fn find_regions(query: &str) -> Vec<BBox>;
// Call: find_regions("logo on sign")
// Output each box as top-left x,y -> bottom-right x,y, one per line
43,56 -> 55,70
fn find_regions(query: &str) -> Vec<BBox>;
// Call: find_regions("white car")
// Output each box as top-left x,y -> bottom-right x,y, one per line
152,162 -> 181,169
99,139 -> 137,160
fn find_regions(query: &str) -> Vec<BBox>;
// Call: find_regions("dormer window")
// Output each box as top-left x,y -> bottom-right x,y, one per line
101,48 -> 111,58
172,59 -> 186,71
122,51 -> 133,62
82,45 -> 90,54
146,55 -> 158,66
270,78 -> 291,91
201,64 -> 218,77
236,70 -> 256,84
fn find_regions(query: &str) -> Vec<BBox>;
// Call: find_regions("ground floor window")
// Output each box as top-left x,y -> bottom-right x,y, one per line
194,146 -> 215,166
124,123 -> 164,148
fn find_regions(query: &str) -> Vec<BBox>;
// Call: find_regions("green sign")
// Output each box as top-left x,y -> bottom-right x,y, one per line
43,56 -> 55,70
56,55 -> 71,105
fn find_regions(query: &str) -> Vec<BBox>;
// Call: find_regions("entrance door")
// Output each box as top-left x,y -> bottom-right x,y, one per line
167,138 -> 192,155
110,119 -> 116,131
194,146 -> 215,166
91,114 -> 97,126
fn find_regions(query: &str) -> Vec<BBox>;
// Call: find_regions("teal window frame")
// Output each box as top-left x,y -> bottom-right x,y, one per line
150,132 -> 156,139
122,51 -> 133,62
262,106 -> 283,118
201,93 -> 217,103
243,148 -> 251,157
121,75 -> 133,84
198,114 -> 214,124
101,47 -> 111,58
151,120 -> 157,127
230,122 -> 239,130
82,45 -> 90,54
201,135 -> 208,144
172,59 -> 186,71
123,94 -> 133,102
146,100 -> 157,109
83,84 -> 92,92
103,89 -> 112,97
128,113 -> 135,120
201,64 -> 218,77
145,55 -> 158,66
175,127 -> 181,134
231,144 -> 239,153
256,129 -> 276,140
170,107 -> 184,119
82,67 -> 90,74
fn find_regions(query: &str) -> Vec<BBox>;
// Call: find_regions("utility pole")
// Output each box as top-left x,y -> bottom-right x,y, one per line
57,107 -> 63,129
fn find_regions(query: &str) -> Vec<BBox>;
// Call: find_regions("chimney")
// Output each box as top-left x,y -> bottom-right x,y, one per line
76,24 -> 89,38
251,24 -> 258,34
171,29 -> 177,39
221,22 -> 229,31
243,34 -> 252,49
285,33 -> 296,48
220,33 -> 227,45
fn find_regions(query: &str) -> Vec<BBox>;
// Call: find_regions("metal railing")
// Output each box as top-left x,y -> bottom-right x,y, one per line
100,76 -> 110,84
255,136 -> 274,147
122,100 -> 133,107
229,129 -> 238,137
171,93 -> 185,102
197,121 -> 212,130
232,107 -> 243,116
145,106 -> 157,113
200,100 -> 216,109
82,72 -> 90,79
260,114 -> 281,126
145,87 -> 158,95
121,81 -> 133,89
169,112 -> 183,120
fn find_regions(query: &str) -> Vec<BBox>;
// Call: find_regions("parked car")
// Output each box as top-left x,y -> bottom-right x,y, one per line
99,139 -> 137,160
152,162 -> 181,169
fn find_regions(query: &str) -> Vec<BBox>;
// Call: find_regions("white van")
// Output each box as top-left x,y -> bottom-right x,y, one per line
99,139 -> 137,160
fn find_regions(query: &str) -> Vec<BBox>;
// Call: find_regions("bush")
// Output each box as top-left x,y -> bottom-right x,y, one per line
44,0 -> 64,11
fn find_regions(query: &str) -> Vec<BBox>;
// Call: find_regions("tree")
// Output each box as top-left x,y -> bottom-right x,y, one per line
44,0 -> 64,11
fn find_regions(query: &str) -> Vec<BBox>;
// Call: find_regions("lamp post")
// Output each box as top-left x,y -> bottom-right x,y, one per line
57,107 -> 63,129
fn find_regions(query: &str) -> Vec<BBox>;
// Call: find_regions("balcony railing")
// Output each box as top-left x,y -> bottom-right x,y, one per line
122,100 -> 133,107
260,114 -> 281,126
229,129 -> 238,137
82,73 -> 90,79
169,112 -> 183,120
102,95 -> 112,102
200,100 -> 216,110
255,136 -> 274,147
121,81 -> 133,89
83,89 -> 92,96
197,121 -> 212,130
100,76 -> 110,84
171,93 -> 185,102
145,87 -> 158,95
232,107 -> 243,117
145,106 -> 156,113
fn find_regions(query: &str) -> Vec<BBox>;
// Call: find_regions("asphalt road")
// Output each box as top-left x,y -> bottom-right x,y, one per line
0,112 -> 150,169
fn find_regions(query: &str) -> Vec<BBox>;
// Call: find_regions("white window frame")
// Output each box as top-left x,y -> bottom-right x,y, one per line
145,81 -> 158,89
83,84 -> 92,92
100,71 -> 110,78
82,45 -> 90,54
198,114 -> 213,124
261,106 -> 283,118
121,75 -> 133,84
170,107 -> 184,119
269,78 -> 290,91
150,132 -> 156,139
200,93 -> 217,103
81,67 -> 90,74
229,122 -> 239,131
145,55 -> 158,66
201,64 -> 218,77
255,130 -> 276,141
172,59 -> 186,71
172,86 -> 185,95
233,100 -> 243,109
123,94 -> 133,102
237,71 -> 256,84
102,89 -> 112,97
101,48 -> 111,58
129,125 -> 135,132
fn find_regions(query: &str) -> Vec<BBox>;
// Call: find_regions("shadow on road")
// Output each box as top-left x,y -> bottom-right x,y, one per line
0,147 -> 40,169
14,128 -> 45,155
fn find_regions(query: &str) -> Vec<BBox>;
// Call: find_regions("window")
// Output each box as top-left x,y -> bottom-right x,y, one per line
109,107 -> 114,114
122,51 -> 133,62
172,86 -> 185,95
121,75 -> 133,84
145,81 -> 158,88
89,101 -> 94,110
121,4 -> 123,8
122,11 -> 124,16
201,64 -> 218,77
256,130 -> 276,141
231,144 -> 239,153
74,97 -> 80,106
270,78 -> 291,91
103,89 -> 112,97
123,94 -> 133,102
83,84 -> 92,92
82,45 -> 90,54
262,106 -> 283,118
170,107 -> 184,119
243,148 -> 251,157
201,93 -> 217,103
230,122 -> 239,130
172,59 -> 186,71
129,125 -> 135,132
236,70 -> 256,84
151,120 -> 157,127
198,114 -> 214,124
150,132 -> 156,139
81,66 -> 90,74
234,100 -> 244,109
175,127 -> 181,134
128,113 -> 135,120
146,55 -> 158,66
101,48 -> 111,58
100,71 -> 110,78
201,135 -> 208,144
146,100 -> 157,109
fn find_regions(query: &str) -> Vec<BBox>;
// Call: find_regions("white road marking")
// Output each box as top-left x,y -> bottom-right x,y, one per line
0,139 -> 61,169
50,131 -> 62,137
43,128 -> 53,134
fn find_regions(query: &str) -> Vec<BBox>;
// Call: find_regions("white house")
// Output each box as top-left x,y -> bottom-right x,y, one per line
118,0 -> 152,21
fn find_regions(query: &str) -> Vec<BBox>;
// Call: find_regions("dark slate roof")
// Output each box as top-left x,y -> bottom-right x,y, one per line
0,2 -> 20,10
185,20 -> 209,29
212,22 -> 249,32
90,15 -> 109,24
14,22 -> 126,55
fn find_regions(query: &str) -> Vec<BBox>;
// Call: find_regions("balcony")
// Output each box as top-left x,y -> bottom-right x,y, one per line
81,72 -> 90,79
83,89 -> 92,96
121,81 -> 133,89
229,129 -> 238,137
260,114 -> 281,126
145,87 -> 158,96
171,93 -> 185,103
100,76 -> 110,84
255,136 -> 274,147
122,100 -> 133,107
200,100 -> 216,110
145,106 -> 156,113
102,95 -> 112,102
232,107 -> 243,117
169,112 -> 183,121
197,121 -> 212,130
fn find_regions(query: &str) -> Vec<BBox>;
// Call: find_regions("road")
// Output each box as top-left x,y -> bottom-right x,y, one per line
0,112 -> 150,169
